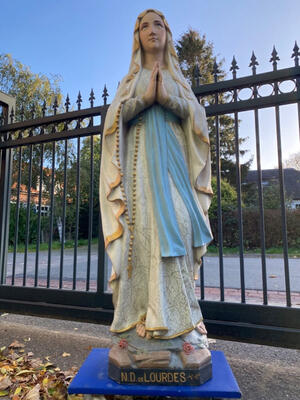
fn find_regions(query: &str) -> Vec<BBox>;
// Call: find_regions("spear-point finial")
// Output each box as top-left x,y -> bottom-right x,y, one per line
89,89 -> 95,108
270,46 -> 280,70
249,51 -> 259,75
53,96 -> 58,115
30,103 -> 35,119
102,85 -> 108,105
230,56 -> 239,79
193,63 -> 201,87
42,100 -> 47,117
76,91 -> 82,110
10,107 -> 15,124
65,94 -> 70,112
291,41 -> 300,67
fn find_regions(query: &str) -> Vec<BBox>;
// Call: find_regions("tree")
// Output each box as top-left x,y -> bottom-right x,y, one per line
209,177 -> 240,247
0,54 -> 79,243
175,29 -> 252,185
0,54 -> 63,120
284,152 -> 300,171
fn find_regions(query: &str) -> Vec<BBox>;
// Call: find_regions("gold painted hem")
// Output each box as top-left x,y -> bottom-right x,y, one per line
110,313 -> 147,333
109,317 -> 203,339
152,318 -> 203,340
193,128 -> 210,145
196,185 -> 214,196
146,326 -> 168,332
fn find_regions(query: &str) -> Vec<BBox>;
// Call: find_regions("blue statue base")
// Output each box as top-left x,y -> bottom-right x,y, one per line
68,348 -> 241,398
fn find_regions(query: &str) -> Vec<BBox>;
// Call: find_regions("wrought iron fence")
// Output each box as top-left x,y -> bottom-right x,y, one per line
0,44 -> 299,348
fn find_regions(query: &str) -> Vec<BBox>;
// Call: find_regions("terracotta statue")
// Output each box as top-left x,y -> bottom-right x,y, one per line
100,9 -> 213,380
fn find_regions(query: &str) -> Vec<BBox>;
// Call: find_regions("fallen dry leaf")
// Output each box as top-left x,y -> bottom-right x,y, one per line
0,376 -> 12,390
29,358 -> 43,369
14,387 -> 22,396
0,341 -> 79,399
9,341 -> 25,349
23,383 -> 40,400
62,352 -> 71,358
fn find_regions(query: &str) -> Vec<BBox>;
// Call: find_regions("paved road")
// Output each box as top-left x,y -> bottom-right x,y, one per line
5,247 -> 300,291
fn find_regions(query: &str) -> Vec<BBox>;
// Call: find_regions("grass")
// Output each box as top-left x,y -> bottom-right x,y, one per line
8,240 -> 300,257
207,245 -> 300,257
8,238 -> 99,253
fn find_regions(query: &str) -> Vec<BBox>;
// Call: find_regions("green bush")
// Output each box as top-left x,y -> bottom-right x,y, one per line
9,203 -> 38,245
208,178 -> 300,249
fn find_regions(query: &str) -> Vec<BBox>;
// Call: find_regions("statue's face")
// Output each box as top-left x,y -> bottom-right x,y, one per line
139,12 -> 166,55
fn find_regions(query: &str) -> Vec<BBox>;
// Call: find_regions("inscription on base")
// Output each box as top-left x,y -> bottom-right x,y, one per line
108,361 -> 212,386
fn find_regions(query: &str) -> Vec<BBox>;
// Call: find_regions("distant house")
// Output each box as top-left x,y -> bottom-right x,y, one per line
245,168 -> 300,209
10,182 -> 51,216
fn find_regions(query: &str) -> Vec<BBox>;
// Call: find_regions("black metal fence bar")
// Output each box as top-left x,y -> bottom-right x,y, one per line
249,53 -> 268,304
59,140 -> 68,289
35,143 -> 44,286
274,102 -> 291,307
230,57 -> 246,304
253,107 -> 268,304
200,258 -> 205,300
3,148 -> 12,284
97,132 -> 105,295
0,102 -> 11,285
47,142 -> 55,288
269,50 -> 292,307
12,147 -> 22,285
213,64 -> 225,302
23,144 -> 33,286
73,137 -> 81,290
86,135 -> 94,291
234,110 -> 246,303
294,44 -> 300,141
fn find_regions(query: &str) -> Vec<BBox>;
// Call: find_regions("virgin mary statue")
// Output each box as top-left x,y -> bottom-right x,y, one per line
100,9 -> 213,346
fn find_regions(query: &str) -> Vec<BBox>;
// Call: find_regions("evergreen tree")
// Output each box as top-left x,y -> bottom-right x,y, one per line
175,29 -> 252,185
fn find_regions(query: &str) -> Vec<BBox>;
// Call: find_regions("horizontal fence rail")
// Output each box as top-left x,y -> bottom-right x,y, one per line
0,46 -> 300,349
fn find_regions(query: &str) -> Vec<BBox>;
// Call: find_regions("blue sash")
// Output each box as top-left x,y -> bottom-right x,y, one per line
130,104 -> 212,257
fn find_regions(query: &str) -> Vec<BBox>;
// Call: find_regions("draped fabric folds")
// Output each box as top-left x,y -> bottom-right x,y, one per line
133,104 -> 212,257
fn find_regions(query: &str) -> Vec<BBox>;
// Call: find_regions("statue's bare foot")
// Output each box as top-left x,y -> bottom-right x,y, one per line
196,321 -> 207,335
136,323 -> 146,337
146,332 -> 152,340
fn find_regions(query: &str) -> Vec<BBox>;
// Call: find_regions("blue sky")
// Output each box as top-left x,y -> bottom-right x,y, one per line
1,0 -> 299,168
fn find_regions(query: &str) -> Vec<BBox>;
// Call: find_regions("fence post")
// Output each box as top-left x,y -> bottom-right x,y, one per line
0,91 -> 16,284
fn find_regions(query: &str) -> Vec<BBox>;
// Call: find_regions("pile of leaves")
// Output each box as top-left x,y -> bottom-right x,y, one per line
0,341 -> 82,400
